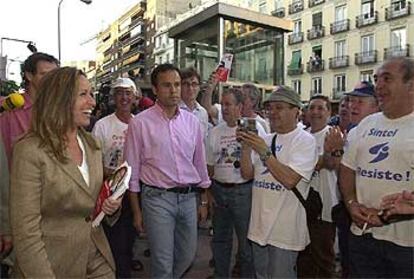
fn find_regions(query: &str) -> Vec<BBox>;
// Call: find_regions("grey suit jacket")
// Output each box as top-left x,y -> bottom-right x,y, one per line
10,129 -> 115,278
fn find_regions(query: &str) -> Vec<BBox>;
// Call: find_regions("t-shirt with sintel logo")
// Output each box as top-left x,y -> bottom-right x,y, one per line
342,112 -> 414,247
248,127 -> 317,251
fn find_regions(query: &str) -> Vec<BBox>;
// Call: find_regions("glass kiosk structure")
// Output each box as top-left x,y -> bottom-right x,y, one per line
168,2 -> 293,98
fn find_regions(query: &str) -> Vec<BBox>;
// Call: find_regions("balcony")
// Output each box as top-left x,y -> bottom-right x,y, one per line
330,19 -> 350,34
310,89 -> 322,96
307,26 -> 325,40
384,44 -> 410,59
120,33 -> 144,47
356,11 -> 378,28
307,59 -> 325,73
329,56 -> 350,69
288,32 -> 304,45
271,7 -> 286,18
309,0 -> 325,8
332,88 -> 346,100
287,64 -> 304,76
386,2 -> 411,20
288,0 -> 304,14
355,50 -> 378,65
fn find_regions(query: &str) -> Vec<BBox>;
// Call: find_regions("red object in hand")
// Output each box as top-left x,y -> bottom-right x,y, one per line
91,180 -> 111,220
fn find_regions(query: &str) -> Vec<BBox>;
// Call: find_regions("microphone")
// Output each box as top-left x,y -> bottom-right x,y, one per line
0,93 -> 25,113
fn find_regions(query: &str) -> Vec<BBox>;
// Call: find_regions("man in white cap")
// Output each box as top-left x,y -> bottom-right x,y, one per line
92,77 -> 138,278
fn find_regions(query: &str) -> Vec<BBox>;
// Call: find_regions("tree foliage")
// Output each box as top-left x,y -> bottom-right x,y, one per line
0,79 -> 20,96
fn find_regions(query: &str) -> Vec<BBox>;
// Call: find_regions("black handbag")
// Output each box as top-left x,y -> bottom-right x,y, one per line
271,134 -> 322,222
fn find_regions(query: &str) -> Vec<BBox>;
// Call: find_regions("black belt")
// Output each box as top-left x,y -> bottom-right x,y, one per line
142,182 -> 199,194
214,179 -> 253,188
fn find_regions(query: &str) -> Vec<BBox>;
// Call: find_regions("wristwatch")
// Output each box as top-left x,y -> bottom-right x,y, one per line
331,149 -> 344,157
259,148 -> 272,163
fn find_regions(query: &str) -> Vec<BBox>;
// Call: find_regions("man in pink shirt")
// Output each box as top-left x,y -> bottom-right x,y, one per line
124,64 -> 210,278
0,53 -> 58,272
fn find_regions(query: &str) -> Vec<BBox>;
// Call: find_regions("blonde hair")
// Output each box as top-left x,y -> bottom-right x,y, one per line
30,67 -> 85,163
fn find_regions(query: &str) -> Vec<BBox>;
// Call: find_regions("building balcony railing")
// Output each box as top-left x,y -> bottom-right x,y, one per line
122,46 -> 145,61
287,64 -> 304,76
355,50 -> 378,65
271,7 -> 286,18
332,88 -> 346,100
307,26 -> 325,40
385,2 -> 411,20
288,0 -> 304,14
307,59 -> 325,73
329,56 -> 350,69
120,34 -> 144,47
356,11 -> 378,28
385,1 -> 411,20
330,19 -> 350,34
121,60 -> 145,75
129,18 -> 144,30
310,89 -> 322,96
309,0 -> 325,8
288,32 -> 304,45
384,44 -> 410,59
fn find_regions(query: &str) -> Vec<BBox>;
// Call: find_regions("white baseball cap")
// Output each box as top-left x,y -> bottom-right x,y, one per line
110,78 -> 137,95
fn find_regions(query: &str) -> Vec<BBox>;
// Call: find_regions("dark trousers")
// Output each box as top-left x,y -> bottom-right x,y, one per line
332,202 -> 351,278
349,233 -> 414,278
297,219 -> 336,278
103,196 -> 135,278
211,181 -> 254,278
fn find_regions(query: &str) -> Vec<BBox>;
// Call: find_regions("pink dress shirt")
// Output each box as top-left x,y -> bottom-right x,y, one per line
0,93 -> 32,168
124,103 -> 210,192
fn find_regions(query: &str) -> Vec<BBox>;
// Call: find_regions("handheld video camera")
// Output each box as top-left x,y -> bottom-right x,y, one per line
237,118 -> 258,134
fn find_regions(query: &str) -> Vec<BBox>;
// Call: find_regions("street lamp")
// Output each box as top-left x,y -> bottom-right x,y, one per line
58,0 -> 92,62
0,37 -> 37,57
0,37 -> 37,81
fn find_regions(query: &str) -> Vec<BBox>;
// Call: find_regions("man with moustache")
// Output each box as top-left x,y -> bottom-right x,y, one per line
124,64 -> 210,278
340,57 -> 414,278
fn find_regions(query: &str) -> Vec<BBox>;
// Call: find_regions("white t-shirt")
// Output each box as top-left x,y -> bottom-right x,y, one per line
342,112 -> 414,247
248,127 -> 318,251
92,113 -> 131,171
179,101 -> 209,141
308,126 -> 339,223
207,122 -> 265,183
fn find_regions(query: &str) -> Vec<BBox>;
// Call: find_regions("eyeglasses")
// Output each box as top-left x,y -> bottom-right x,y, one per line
182,81 -> 200,88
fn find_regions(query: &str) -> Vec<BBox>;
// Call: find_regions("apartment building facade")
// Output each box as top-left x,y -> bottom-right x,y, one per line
95,2 -> 146,87
183,0 -> 412,101
276,0 -> 413,101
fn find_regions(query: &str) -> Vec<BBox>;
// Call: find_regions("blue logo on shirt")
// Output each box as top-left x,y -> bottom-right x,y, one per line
368,142 -> 389,163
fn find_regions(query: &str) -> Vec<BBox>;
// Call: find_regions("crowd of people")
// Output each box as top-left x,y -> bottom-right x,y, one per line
0,52 -> 413,279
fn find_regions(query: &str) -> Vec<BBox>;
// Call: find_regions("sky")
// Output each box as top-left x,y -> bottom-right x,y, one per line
0,0 -> 138,82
